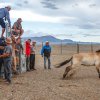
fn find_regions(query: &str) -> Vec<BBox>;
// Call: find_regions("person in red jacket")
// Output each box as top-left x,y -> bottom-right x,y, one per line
25,39 -> 31,71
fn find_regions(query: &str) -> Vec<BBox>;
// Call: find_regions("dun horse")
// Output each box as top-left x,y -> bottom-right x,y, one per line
55,50 -> 100,79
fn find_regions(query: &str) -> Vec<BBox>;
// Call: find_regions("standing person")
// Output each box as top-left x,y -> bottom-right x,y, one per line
0,37 -> 12,84
25,39 -> 31,71
30,41 -> 36,70
0,37 -> 6,77
0,6 -> 11,37
41,41 -> 51,69
12,18 -> 24,38
14,38 -> 23,74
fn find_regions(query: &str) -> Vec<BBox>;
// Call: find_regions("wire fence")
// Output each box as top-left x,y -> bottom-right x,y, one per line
34,42 -> 100,55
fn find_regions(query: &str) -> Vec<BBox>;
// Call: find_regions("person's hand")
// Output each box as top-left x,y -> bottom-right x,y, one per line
0,46 -> 4,50
16,49 -> 19,52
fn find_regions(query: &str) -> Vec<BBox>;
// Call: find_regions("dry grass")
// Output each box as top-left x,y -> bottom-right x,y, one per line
0,44 -> 100,100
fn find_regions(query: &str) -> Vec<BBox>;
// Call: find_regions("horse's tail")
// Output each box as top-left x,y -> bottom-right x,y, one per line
55,57 -> 73,68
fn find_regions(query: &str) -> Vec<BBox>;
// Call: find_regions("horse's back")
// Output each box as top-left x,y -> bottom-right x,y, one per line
73,53 -> 97,66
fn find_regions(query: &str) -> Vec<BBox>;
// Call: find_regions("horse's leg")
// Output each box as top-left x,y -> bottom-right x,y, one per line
67,64 -> 80,78
63,66 -> 72,78
95,65 -> 100,78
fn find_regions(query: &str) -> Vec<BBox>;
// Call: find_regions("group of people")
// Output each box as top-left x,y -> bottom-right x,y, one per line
0,6 -> 24,84
25,39 -> 36,71
0,5 -> 52,84
25,39 -> 52,71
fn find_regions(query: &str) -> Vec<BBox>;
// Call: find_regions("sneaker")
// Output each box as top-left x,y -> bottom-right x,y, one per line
33,68 -> 36,70
13,71 -> 19,75
7,79 -> 12,84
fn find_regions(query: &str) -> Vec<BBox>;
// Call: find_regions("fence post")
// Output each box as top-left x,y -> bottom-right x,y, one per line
77,43 -> 79,53
91,42 -> 93,52
61,40 -> 62,54
19,38 -> 22,73
42,42 -> 43,48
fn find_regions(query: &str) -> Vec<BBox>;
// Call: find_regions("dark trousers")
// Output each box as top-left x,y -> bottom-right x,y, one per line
0,60 -> 4,77
26,56 -> 30,71
4,60 -> 12,82
30,54 -> 35,69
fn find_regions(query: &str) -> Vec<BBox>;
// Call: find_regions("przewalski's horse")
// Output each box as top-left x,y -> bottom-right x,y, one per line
55,50 -> 100,79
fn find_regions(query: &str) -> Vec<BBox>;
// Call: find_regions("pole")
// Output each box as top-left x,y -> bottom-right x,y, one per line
91,42 -> 93,52
5,21 -> 8,38
19,38 -> 22,73
61,40 -> 62,54
77,43 -> 79,53
5,21 -> 11,38
42,42 -> 43,48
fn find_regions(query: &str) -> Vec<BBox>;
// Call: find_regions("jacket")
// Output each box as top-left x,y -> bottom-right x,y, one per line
25,41 -> 31,56
41,45 -> 51,57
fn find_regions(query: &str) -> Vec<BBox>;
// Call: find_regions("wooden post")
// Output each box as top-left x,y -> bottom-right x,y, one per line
91,42 -> 93,52
5,21 -> 8,38
77,43 -> 79,53
42,42 -> 43,48
61,40 -> 62,54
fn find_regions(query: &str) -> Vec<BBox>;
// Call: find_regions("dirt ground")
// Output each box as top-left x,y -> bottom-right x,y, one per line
0,54 -> 100,100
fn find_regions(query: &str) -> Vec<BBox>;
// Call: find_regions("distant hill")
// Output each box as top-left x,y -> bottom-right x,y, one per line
22,35 -> 100,44
22,35 -> 74,43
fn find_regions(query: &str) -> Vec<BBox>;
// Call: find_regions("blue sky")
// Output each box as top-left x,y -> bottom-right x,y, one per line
0,0 -> 100,42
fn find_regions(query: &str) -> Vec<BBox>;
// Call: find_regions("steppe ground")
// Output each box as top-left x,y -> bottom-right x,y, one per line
0,44 -> 100,100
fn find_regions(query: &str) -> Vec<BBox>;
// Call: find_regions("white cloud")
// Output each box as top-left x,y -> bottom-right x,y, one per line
11,10 -> 59,23
1,0 -> 100,29
10,9 -> 76,24
0,0 -> 100,42
0,2 -> 12,8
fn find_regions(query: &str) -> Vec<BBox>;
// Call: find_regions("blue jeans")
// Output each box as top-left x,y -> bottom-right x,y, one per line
44,56 -> 51,69
4,60 -> 12,82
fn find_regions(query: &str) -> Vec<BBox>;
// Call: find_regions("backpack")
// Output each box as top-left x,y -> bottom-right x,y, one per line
44,49 -> 50,57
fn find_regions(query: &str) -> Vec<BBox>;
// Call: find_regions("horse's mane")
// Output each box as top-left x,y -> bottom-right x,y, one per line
96,50 -> 100,53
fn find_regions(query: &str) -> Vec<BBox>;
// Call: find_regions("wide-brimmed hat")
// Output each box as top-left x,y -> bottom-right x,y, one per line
18,18 -> 22,22
32,41 -> 36,43
5,37 -> 12,44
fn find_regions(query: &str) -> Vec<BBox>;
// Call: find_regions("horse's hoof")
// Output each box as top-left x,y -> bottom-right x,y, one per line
99,74 -> 100,78
63,74 -> 66,79
61,77 -> 65,80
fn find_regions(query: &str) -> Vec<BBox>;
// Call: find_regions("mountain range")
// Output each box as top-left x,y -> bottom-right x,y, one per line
22,35 -> 100,44
22,35 -> 74,43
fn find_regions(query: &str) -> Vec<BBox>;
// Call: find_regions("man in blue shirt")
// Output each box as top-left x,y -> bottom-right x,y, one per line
0,6 -> 11,37
41,41 -> 51,69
